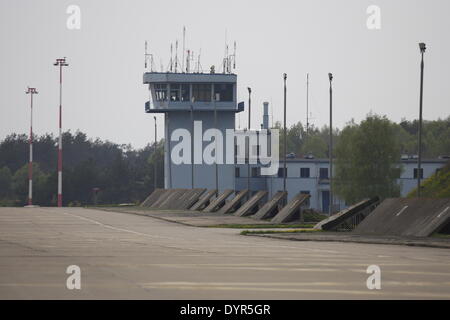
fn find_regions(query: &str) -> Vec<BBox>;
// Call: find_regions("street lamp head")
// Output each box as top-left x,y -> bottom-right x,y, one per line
54,57 -> 69,66
26,87 -> 38,94
419,42 -> 426,53
247,87 -> 251,94
328,73 -> 333,81
283,73 -> 287,80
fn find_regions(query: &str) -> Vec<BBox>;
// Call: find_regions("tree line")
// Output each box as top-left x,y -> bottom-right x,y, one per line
0,131 -> 164,206
0,116 -> 449,206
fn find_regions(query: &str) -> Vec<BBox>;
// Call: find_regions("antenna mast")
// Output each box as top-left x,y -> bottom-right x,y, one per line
169,43 -> 173,72
306,73 -> 309,134
186,50 -> 190,73
175,40 -> 178,73
182,26 -> 186,72
144,41 -> 154,71
197,49 -> 203,73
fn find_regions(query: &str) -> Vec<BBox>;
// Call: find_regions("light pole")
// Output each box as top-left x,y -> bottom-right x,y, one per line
154,116 -> 157,191
283,74 -> 287,195
247,87 -> 251,196
53,57 -> 68,207
328,73 -> 333,215
190,97 -> 195,189
214,92 -> 219,195
417,42 -> 426,198
25,87 -> 38,206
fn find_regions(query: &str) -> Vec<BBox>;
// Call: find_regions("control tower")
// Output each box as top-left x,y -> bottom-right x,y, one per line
143,71 -> 244,192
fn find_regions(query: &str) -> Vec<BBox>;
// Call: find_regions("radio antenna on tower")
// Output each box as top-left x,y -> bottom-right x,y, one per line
144,41 -> 154,71
306,73 -> 310,134
182,26 -> 186,72
175,40 -> 179,73
196,48 -> 203,73
168,43 -> 173,72
186,50 -> 190,73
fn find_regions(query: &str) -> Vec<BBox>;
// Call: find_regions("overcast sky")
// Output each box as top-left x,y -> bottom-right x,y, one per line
1,0 -> 449,149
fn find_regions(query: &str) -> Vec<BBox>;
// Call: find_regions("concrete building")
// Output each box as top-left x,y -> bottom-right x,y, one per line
235,157 -> 447,213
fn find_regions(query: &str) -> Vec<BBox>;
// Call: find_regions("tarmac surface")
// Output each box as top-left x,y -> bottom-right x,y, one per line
1,207 -> 450,299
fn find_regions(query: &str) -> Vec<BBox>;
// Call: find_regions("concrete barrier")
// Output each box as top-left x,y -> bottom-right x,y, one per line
203,189 -> 234,213
314,197 -> 379,231
271,193 -> 310,223
141,188 -> 165,207
252,191 -> 288,220
150,189 -> 174,209
234,191 -> 268,217
158,189 -> 188,209
353,198 -> 450,237
190,190 -> 217,211
217,190 -> 249,214
178,188 -> 206,210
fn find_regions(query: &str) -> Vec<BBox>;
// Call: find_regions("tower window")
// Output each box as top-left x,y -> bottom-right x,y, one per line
154,84 -> 167,101
170,84 -> 180,101
192,84 -> 211,102
214,83 -> 233,102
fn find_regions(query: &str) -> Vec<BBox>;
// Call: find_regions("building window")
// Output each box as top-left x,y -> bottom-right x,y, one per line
214,83 -> 233,101
413,168 -> 423,179
251,167 -> 260,177
319,168 -> 328,179
181,84 -> 190,101
235,167 -> 240,178
170,84 -> 180,101
192,84 -> 211,102
168,83 -> 190,102
278,168 -> 287,178
154,84 -> 167,101
300,167 -> 310,178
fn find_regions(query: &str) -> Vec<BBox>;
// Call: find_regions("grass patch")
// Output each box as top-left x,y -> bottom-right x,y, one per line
208,223 -> 314,229
431,233 -> 450,239
241,229 -> 322,235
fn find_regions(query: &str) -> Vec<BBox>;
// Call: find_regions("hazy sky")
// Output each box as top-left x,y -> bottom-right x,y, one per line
1,0 -> 449,148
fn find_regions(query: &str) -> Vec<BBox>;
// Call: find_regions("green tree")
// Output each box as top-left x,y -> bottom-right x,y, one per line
0,166 -> 12,198
12,163 -> 49,205
334,114 -> 402,204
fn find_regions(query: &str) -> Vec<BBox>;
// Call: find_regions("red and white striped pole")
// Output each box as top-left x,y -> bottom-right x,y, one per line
54,57 -> 68,207
25,87 -> 38,206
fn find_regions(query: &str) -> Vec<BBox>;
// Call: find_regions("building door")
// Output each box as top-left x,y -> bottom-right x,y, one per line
322,190 -> 330,213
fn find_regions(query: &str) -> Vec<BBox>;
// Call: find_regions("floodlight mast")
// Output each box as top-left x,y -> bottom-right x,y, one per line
328,72 -> 333,215
25,87 -> 38,206
53,57 -> 69,208
417,42 -> 426,197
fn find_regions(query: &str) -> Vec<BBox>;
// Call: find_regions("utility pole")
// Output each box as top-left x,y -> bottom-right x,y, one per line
247,87 -> 251,196
190,97 -> 195,189
214,93 -> 219,195
283,74 -> 287,195
417,43 -> 426,198
53,57 -> 68,208
154,116 -> 157,191
328,73 -> 333,215
25,87 -> 38,206
306,73 -> 309,135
